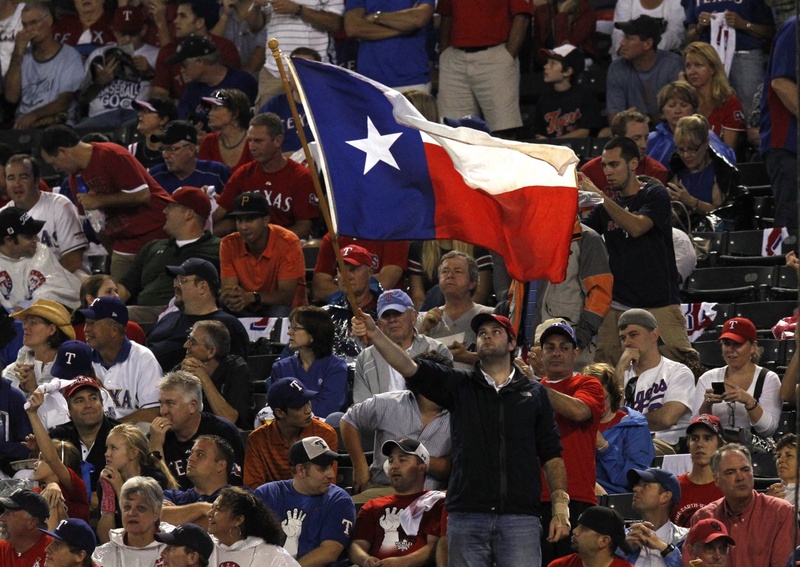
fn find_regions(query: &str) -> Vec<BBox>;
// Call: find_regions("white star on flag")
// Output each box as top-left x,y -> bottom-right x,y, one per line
346,117 -> 402,174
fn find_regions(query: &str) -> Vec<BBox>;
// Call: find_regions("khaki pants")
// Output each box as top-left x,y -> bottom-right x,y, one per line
596,304 -> 699,366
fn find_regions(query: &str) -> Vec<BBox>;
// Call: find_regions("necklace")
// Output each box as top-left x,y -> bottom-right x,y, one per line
220,130 -> 246,150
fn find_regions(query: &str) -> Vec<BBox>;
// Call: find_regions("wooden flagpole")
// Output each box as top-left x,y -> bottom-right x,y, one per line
268,38 -> 361,316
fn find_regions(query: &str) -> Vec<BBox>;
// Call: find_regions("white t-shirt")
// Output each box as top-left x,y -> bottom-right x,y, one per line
0,3 -> 23,76
624,356 -> 696,445
0,243 -> 81,310
83,43 -> 159,118
91,340 -> 162,419
696,365 -> 782,436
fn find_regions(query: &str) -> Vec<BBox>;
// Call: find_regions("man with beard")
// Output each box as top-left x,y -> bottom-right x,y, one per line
550,506 -> 635,567
351,312 -> 570,567
146,257 -> 248,373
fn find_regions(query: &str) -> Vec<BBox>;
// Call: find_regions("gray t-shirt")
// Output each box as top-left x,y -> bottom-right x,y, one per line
606,50 -> 683,117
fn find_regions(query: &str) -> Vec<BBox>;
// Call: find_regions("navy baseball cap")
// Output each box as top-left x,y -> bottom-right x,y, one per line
627,468 -> 681,508
539,321 -> 577,347
165,258 -> 220,291
76,296 -> 129,326
40,518 -> 97,555
267,378 -> 317,409
51,340 -> 94,380
154,523 -> 214,562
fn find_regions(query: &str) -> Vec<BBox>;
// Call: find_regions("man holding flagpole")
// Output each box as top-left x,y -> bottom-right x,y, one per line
351,311 -> 571,567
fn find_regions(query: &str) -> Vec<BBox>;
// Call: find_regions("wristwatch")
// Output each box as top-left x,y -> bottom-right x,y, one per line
149,451 -> 163,461
294,4 -> 304,17
252,291 -> 261,306
661,543 -> 676,558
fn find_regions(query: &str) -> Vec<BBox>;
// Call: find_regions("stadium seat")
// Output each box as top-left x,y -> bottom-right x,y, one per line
770,266 -> 798,300
600,493 -> 641,522
247,354 -> 279,380
683,266 -> 774,303
737,161 -> 769,187
693,340 -> 726,368
734,301 -> 797,337
718,230 -> 793,267
692,231 -> 728,268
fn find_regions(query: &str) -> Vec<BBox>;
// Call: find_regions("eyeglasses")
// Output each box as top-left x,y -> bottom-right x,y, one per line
174,276 -> 200,286
22,317 -> 49,327
289,324 -> 307,332
676,141 -> 706,154
726,402 -> 736,427
162,143 -> 194,154
185,335 -> 209,347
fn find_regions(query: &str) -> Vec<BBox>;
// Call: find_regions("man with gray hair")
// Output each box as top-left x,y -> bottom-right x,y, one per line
417,251 -> 492,370
93,476 -> 171,564
691,443 -> 794,567
149,370 -> 243,489
0,489 -> 51,566
615,308 -> 695,449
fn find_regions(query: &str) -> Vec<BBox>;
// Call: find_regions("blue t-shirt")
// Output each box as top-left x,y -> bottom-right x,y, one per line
255,479 -> 355,563
685,0 -> 774,51
163,486 -> 224,505
606,51 -> 683,116
760,17 -> 798,154
260,94 -> 314,153
149,159 -> 231,194
345,0 -> 434,88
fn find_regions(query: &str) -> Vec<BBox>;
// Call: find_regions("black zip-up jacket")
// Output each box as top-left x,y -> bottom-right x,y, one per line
406,359 -> 563,516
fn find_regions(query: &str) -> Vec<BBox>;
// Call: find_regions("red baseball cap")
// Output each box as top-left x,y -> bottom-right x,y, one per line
171,186 -> 211,220
686,518 -> 736,547
718,317 -> 757,343
112,6 -> 147,33
341,245 -> 373,267
470,313 -> 517,342
686,413 -> 722,436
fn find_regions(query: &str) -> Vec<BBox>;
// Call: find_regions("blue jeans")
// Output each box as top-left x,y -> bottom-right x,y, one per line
448,512 -> 542,567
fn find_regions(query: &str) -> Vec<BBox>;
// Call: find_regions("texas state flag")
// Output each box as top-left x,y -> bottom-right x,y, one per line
290,57 -> 579,283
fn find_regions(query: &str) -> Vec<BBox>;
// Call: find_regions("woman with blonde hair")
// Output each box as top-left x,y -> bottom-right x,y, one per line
584,362 -> 654,494
97,423 -> 178,543
683,42 -> 745,150
667,114 -> 741,230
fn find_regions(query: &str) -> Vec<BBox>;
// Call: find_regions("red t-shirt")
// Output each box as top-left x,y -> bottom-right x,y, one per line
53,12 -> 116,48
217,159 -> 318,228
580,155 -> 669,195
550,554 -> 634,567
198,133 -> 254,173
153,34 -> 241,99
0,534 -> 50,567
220,226 -> 308,307
353,492 -> 444,559
707,94 -> 746,137
437,0 -> 533,48
314,234 -> 409,283
540,373 -> 605,505
67,142 -> 172,254
672,473 -> 723,527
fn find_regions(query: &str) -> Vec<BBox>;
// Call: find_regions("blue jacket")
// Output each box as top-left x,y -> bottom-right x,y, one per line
596,407 -> 655,494
647,122 -> 736,168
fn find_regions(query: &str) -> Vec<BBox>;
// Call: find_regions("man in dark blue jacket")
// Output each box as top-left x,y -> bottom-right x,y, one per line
352,311 -> 570,567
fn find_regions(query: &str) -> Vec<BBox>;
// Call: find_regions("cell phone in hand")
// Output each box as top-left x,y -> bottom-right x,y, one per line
711,382 -> 726,395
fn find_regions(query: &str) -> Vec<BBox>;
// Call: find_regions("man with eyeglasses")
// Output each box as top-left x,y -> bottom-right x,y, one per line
351,311 -> 570,567
145,258 -> 249,381
692,443 -> 794,567
684,518 -> 735,567
149,120 -> 231,195
581,136 -> 699,367
354,289 -> 451,404
117,185 -> 220,323
614,308 -> 695,451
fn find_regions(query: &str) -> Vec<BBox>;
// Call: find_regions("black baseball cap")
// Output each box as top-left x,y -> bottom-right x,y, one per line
154,523 -> 214,561
228,192 -> 270,217
0,207 -> 45,237
151,120 -> 197,145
